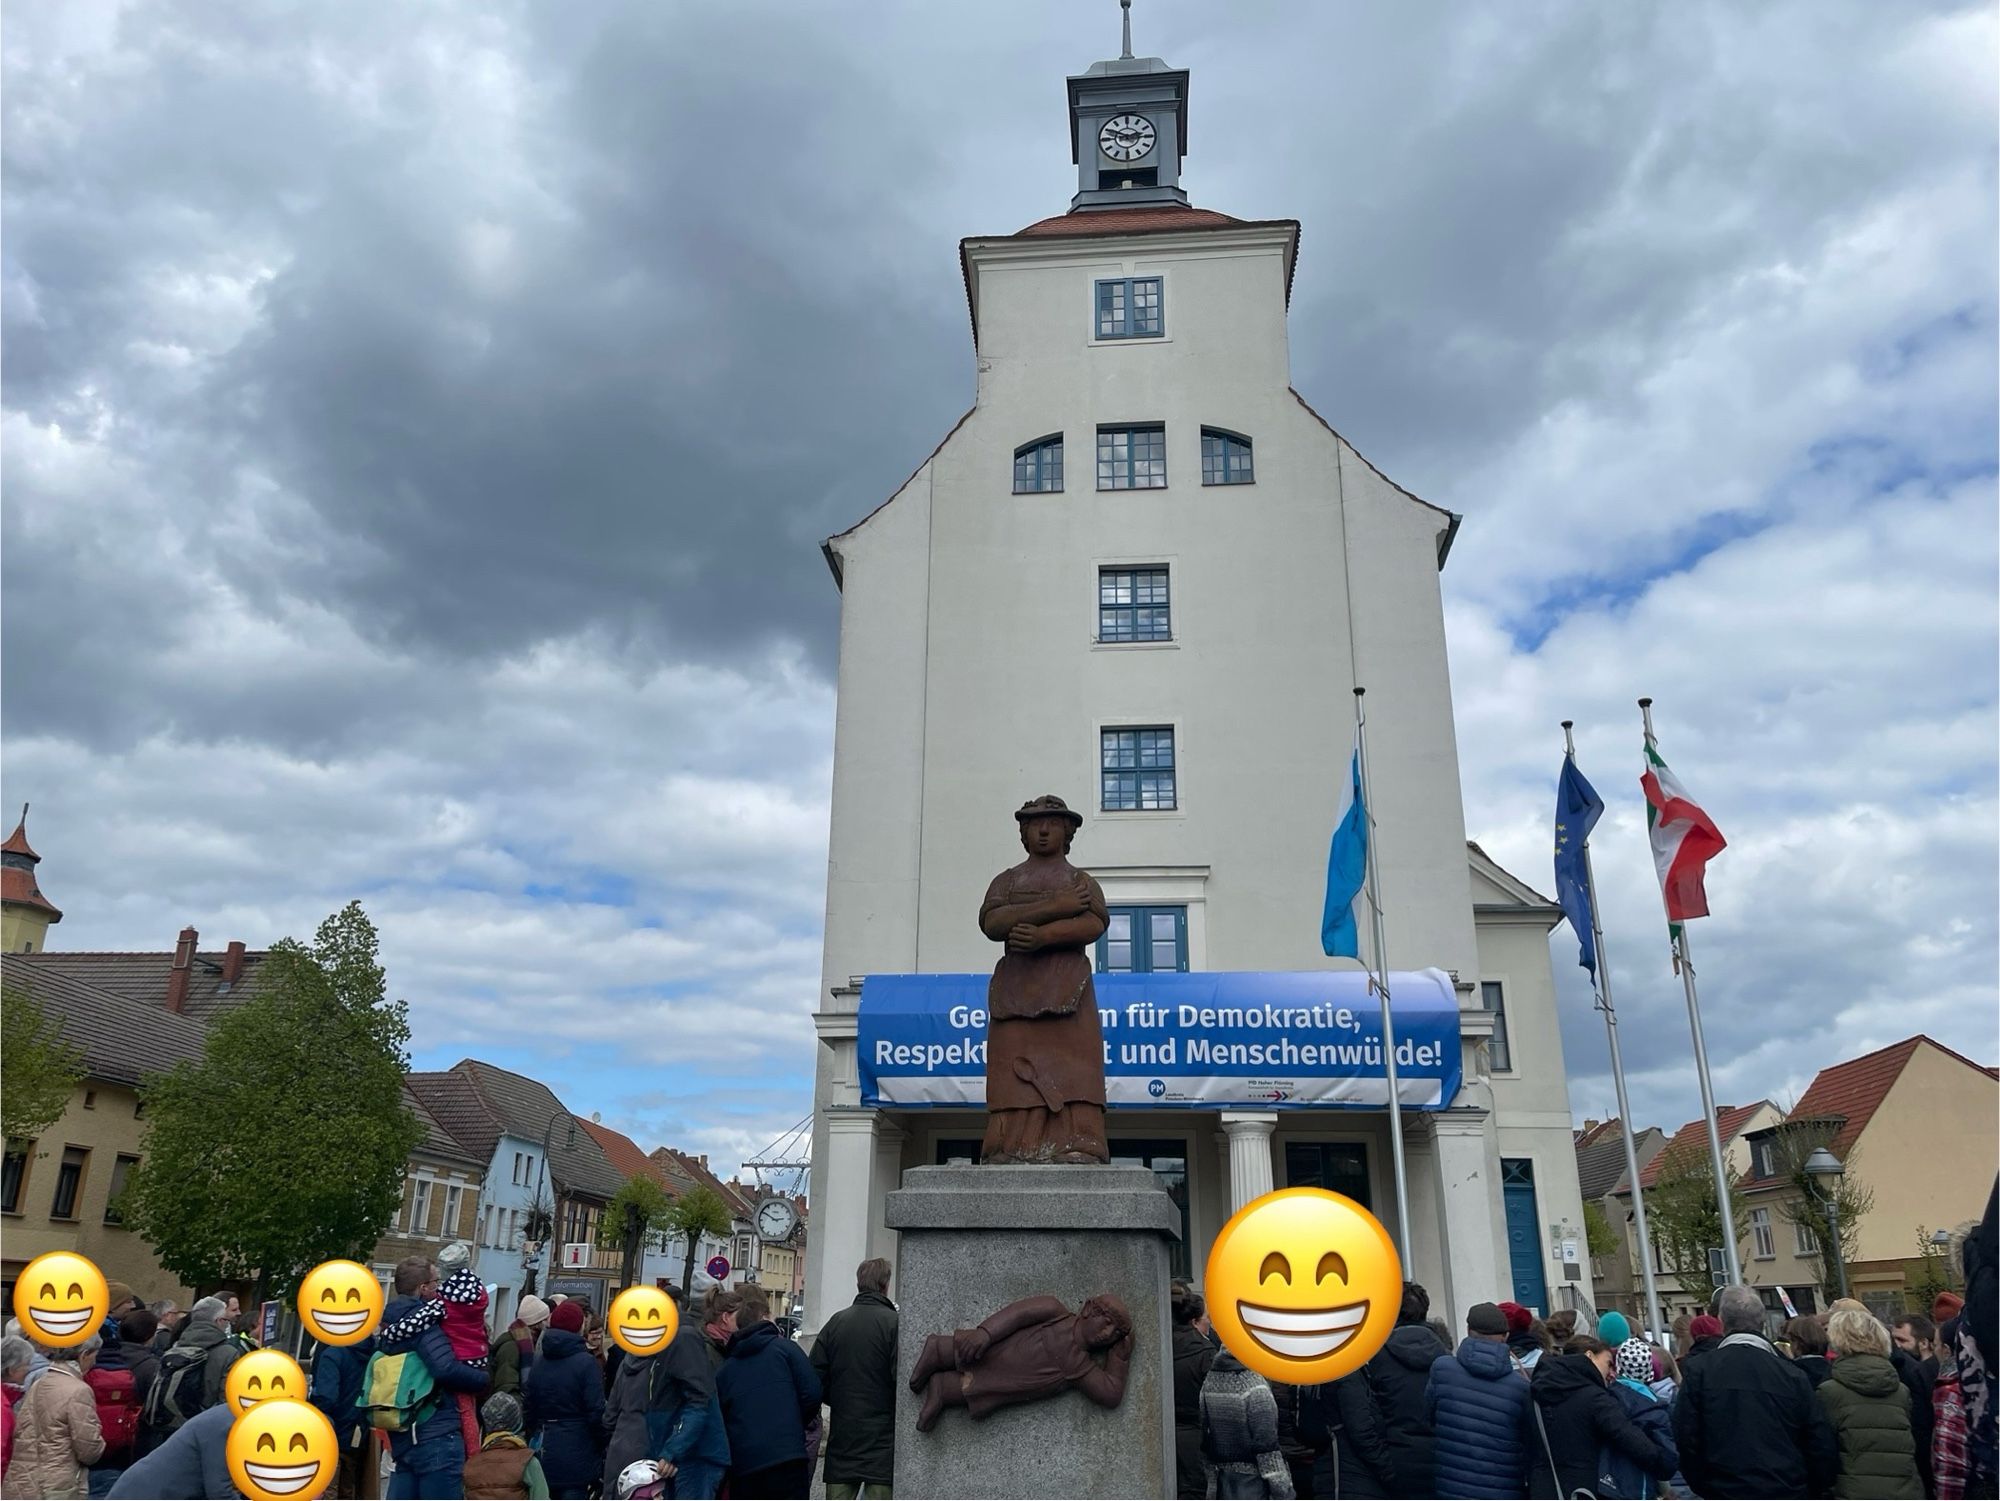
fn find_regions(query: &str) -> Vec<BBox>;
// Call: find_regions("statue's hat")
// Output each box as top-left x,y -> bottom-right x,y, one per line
1015,794 -> 1083,827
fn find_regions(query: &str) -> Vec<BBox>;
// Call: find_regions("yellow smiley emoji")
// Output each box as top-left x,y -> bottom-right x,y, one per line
296,1259 -> 384,1346
1205,1187 -> 1401,1384
226,1349 -> 307,1413
607,1285 -> 679,1357
226,1397 -> 336,1501
11,1252 -> 109,1348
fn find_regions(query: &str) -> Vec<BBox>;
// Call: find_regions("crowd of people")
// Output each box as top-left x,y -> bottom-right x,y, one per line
1174,1177 -> 1997,1500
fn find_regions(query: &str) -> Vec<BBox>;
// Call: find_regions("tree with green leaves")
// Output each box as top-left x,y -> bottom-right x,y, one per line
1,983 -> 85,1140
122,902 -> 425,1303
1583,1199 -> 1620,1260
1645,1148 -> 1747,1291
600,1174 -> 676,1289
665,1185 -> 734,1296
1765,1119 -> 1873,1301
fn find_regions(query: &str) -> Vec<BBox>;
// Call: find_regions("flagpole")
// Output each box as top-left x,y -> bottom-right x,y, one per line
1639,697 -> 1743,1290
1564,721 -> 1665,1342
1354,686 -> 1411,1250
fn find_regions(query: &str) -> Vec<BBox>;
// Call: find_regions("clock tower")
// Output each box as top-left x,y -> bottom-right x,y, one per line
1067,0 -> 1189,211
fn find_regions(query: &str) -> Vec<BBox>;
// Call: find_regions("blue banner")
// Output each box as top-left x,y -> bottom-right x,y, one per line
857,969 -> 1462,1110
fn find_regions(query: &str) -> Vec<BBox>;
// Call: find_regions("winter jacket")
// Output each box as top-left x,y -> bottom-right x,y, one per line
4,1360 -> 106,1498
306,1336 -> 372,1449
1672,1331 -> 1837,1500
522,1327 -> 605,1493
1173,1323 -> 1219,1499
376,1293 -> 488,1458
717,1319 -> 822,1478
1525,1353 -> 1669,1500
158,1319 -> 241,1420
463,1430 -> 551,1500
1795,1351 -> 1834,1389
1605,1377 -> 1680,1501
1325,1322 -> 1444,1500
1935,1351 -> 1972,1501
489,1322 -> 537,1397
3,1383 -> 16,1478
1818,1350 -> 1923,1499
600,1351 -> 657,1494
1678,1332 -> 1722,1380
105,1402 -> 236,1499
1888,1343 -> 1937,1493
1199,1348 -> 1294,1499
1426,1337 -> 1533,1499
650,1320 -> 728,1470
809,1289 -> 898,1488
92,1338 -> 159,1414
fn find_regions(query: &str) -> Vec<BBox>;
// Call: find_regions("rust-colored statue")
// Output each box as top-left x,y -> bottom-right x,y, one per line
978,795 -> 1111,1164
908,1293 -> 1135,1432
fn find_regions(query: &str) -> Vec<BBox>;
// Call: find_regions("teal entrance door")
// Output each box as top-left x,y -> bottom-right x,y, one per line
1501,1158 -> 1550,1314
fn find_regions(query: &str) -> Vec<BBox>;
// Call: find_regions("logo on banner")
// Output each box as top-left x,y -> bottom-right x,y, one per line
1148,1079 -> 1167,1098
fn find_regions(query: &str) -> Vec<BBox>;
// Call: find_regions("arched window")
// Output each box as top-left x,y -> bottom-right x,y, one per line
1201,428 -> 1254,485
1013,435 -> 1064,493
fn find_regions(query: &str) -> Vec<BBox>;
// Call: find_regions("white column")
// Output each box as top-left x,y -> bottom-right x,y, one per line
1219,1112 -> 1279,1212
1427,1109 -> 1508,1332
868,1119 -> 906,1266
809,1109 -> 882,1340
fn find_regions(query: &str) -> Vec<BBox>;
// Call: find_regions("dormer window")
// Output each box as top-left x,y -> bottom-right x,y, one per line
1201,429 -> 1254,485
1096,277 -> 1163,339
1013,436 -> 1064,493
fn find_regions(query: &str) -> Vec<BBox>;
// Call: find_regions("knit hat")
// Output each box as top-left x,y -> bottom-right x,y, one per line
1615,1338 -> 1654,1384
1597,1310 -> 1632,1346
1689,1314 -> 1723,1341
515,1295 -> 550,1329
1466,1302 -> 1509,1336
435,1240 -> 474,1275
550,1300 -> 586,1333
105,1282 -> 138,1314
1933,1291 -> 1965,1323
480,1392 -> 524,1434
1497,1301 -> 1533,1335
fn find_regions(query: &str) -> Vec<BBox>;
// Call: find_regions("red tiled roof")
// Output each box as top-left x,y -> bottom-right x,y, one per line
1791,1035 -> 1994,1161
1575,1119 -> 1622,1150
654,1146 -> 753,1219
1637,1102 -> 1769,1189
2,812 -> 40,859
1010,204 -> 1249,237
1,865 -> 61,919
580,1118 -> 673,1192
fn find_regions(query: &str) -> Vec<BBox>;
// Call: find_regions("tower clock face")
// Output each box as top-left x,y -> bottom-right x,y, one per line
1099,113 -> 1157,163
755,1197 -> 798,1242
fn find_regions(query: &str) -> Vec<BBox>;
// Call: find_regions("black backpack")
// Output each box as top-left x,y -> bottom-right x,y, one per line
142,1344 -> 213,1436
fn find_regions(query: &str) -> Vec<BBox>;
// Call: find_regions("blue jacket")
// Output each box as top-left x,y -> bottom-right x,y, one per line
717,1320 -> 822,1476
523,1327 -> 605,1491
106,1403 -> 236,1499
651,1321 -> 729,1469
308,1336 -> 374,1446
1606,1378 -> 1680,1501
1426,1337 -> 1533,1499
376,1294 -> 487,1456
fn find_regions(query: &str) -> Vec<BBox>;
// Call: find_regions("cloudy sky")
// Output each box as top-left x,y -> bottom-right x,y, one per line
5,1 -> 1994,1182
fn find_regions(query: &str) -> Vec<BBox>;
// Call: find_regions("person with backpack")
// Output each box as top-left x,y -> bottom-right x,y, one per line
84,1307 -> 157,1495
370,1256 -> 491,1499
104,1405 -> 236,1499
523,1300 -> 605,1500
309,1329 -> 376,1500
4,1335 -> 106,1498
138,1298 -> 239,1457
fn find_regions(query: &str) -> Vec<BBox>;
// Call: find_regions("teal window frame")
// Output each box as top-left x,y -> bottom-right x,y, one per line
1098,566 -> 1170,642
1097,425 -> 1167,490
1096,906 -> 1189,974
1201,428 -> 1255,485
1013,435 -> 1064,493
1095,276 -> 1163,339
1101,726 -> 1176,810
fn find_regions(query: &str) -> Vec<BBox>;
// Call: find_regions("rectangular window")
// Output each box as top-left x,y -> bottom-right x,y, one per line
1751,1207 -> 1775,1259
103,1154 -> 138,1226
443,1185 -> 464,1239
2,1141 -> 32,1214
50,1146 -> 88,1221
1109,1140 -> 1192,1281
1750,1139 -> 1776,1179
513,1152 -> 526,1186
410,1179 -> 435,1236
1013,436 -> 1064,493
1097,906 -> 1188,974
1795,1218 -> 1819,1255
1096,425 -> 1167,490
1481,981 -> 1513,1072
1098,566 -> 1170,642
1101,726 -> 1176,810
1200,429 -> 1255,485
1095,276 -> 1163,339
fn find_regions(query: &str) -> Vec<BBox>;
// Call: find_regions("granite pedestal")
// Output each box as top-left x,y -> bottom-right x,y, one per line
886,1163 -> 1179,1499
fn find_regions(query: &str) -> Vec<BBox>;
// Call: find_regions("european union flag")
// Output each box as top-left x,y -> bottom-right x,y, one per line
1555,753 -> 1606,978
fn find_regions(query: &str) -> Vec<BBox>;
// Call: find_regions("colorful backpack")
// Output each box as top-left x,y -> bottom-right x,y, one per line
84,1364 -> 141,1461
359,1347 -> 439,1432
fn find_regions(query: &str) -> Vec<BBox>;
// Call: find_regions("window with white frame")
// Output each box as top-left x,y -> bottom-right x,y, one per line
408,1179 -> 435,1235
1795,1217 -> 1819,1255
1480,981 -> 1513,1072
513,1152 -> 526,1186
443,1185 -> 464,1240
1751,1206 -> 1775,1259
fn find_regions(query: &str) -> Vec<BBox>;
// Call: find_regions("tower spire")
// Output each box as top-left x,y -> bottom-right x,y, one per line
1120,0 -> 1133,60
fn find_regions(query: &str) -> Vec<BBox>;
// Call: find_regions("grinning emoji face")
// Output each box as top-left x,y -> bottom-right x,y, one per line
226,1349 -> 307,1413
607,1285 -> 679,1358
296,1260 -> 384,1346
226,1397 -> 337,1501
11,1252 -> 109,1348
1204,1187 -> 1401,1384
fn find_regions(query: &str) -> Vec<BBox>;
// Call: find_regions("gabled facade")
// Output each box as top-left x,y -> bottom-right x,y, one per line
1573,1117 -> 1667,1322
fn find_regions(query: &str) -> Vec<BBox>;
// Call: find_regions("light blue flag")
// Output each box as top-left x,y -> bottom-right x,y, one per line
1321,735 -> 1368,957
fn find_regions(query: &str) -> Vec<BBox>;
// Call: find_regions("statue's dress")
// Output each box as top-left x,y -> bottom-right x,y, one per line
979,859 -> 1110,1164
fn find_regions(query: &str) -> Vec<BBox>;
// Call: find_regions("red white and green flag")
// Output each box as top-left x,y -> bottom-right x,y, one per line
1642,735 -> 1726,936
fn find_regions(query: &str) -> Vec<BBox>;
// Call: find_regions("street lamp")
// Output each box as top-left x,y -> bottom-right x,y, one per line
1803,1146 -> 1848,1300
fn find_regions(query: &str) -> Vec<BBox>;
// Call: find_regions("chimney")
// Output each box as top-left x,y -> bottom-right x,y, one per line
166,926 -> 198,1013
220,941 -> 246,988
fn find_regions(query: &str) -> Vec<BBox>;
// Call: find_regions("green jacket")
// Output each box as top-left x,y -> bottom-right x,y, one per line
489,1325 -> 536,1397
1817,1352 -> 1922,1499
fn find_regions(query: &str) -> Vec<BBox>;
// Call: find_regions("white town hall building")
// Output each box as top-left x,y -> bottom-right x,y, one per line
804,25 -> 1588,1336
